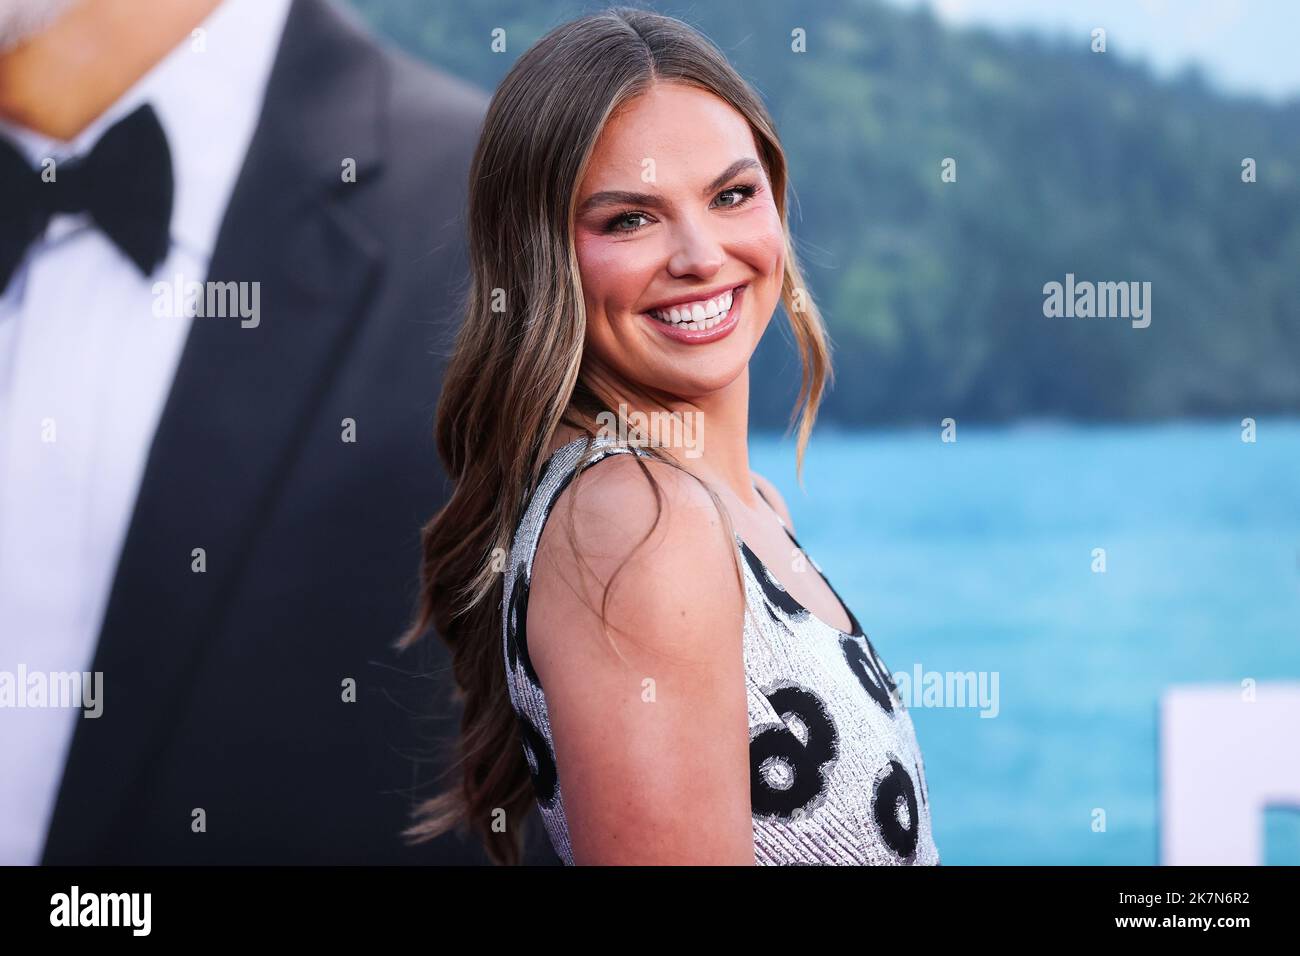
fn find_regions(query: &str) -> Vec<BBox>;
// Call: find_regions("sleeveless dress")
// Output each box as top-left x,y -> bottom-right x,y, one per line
500,433 -> 940,865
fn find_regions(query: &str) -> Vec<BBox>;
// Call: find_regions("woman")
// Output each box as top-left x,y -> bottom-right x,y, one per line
402,7 -> 939,866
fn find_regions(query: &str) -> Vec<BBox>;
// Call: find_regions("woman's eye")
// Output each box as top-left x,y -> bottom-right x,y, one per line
607,212 -> 651,233
714,184 -> 757,208
603,184 -> 758,234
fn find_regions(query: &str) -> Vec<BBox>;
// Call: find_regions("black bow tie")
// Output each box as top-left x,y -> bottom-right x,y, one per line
0,103 -> 173,294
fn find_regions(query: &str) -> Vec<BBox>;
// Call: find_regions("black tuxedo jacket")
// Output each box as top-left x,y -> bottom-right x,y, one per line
38,0 -> 558,865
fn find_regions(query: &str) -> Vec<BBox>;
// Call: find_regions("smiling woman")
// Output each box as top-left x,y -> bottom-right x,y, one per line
399,6 -> 940,867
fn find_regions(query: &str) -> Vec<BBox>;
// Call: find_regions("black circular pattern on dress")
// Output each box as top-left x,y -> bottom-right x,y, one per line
840,635 -> 896,714
517,711 -> 558,807
505,562 -> 541,689
750,685 -> 839,819
873,758 -> 920,859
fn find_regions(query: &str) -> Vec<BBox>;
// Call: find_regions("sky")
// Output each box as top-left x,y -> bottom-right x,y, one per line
884,0 -> 1300,102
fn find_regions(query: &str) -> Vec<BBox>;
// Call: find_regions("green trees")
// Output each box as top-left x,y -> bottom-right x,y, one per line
355,0 -> 1300,425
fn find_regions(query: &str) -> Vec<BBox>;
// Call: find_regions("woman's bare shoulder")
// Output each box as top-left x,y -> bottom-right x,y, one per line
524,451 -> 754,863
532,450 -> 739,658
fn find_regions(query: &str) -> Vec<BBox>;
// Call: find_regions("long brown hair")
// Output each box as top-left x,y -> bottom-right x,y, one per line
398,6 -> 834,865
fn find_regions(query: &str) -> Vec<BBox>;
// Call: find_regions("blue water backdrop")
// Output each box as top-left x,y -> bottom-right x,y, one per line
750,418 -> 1300,864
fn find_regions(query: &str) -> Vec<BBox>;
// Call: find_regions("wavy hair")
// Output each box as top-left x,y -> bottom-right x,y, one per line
398,6 -> 833,865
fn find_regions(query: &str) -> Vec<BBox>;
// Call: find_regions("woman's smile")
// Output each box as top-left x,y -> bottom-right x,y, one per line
640,283 -> 746,345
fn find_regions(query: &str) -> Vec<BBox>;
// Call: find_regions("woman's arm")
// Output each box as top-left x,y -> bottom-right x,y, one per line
527,454 -> 755,865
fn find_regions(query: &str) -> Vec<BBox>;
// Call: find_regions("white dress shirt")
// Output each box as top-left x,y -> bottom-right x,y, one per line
0,0 -> 293,864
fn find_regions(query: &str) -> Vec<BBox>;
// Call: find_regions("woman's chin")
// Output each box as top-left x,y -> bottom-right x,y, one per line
630,363 -> 751,403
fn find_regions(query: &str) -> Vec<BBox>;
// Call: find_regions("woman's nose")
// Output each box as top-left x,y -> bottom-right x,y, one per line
666,219 -> 724,279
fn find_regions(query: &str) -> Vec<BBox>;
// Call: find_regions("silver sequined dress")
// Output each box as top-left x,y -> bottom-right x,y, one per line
501,433 -> 941,865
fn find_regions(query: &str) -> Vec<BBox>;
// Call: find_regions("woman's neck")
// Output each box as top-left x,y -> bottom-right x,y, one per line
573,365 -> 759,507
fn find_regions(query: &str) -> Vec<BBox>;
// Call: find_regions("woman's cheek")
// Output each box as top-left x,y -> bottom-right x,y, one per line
575,230 -> 660,317
755,204 -> 787,272
722,200 -> 781,258
574,228 -> 621,279
728,209 -> 785,330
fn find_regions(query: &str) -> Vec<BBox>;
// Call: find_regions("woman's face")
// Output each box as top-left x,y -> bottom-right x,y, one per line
573,81 -> 786,404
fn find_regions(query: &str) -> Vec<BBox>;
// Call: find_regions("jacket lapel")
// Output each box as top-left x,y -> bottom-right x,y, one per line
41,0 -> 388,862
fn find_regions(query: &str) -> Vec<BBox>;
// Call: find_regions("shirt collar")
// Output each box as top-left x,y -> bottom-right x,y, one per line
0,0 -> 293,263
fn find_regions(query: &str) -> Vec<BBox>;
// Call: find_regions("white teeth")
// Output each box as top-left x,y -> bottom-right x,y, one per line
650,288 -> 735,327
681,313 -> 721,331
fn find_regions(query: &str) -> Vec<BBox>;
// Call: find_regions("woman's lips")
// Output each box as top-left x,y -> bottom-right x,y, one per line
641,285 -> 744,345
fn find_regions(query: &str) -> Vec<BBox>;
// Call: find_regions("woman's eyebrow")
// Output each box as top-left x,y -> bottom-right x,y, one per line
577,157 -> 762,213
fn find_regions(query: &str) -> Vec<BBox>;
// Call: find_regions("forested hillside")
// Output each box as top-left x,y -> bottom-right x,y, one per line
351,0 -> 1300,427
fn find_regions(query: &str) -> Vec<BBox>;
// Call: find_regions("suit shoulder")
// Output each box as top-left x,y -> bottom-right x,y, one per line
385,48 -> 490,135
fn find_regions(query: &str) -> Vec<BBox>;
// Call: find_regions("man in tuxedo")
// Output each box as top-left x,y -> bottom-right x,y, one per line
0,0 -> 556,864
